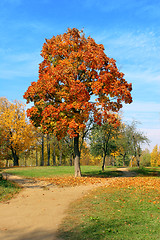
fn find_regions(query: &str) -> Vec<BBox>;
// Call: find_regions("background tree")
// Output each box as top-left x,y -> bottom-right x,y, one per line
90,120 -> 120,171
128,122 -> 149,167
118,121 -> 149,167
140,149 -> 151,167
114,123 -> 131,166
0,97 -> 36,166
151,145 -> 159,167
24,28 -> 132,177
0,127 -> 12,167
80,141 -> 91,165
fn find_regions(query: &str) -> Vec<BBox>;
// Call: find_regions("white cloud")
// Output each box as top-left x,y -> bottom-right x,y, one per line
93,29 -> 160,81
122,101 -> 160,132
0,51 -> 42,79
139,128 -> 160,151
123,101 -> 160,113
125,69 -> 160,83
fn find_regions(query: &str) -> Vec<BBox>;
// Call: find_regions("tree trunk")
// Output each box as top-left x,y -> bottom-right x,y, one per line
136,147 -> 141,168
25,155 -> 27,166
123,153 -> 126,167
59,149 -> 62,166
136,157 -> 140,167
74,134 -> 81,177
52,136 -> 56,165
5,160 -> 9,168
70,153 -> 74,166
47,134 -> 50,166
70,156 -> 72,166
11,147 -> 19,166
40,134 -> 44,166
36,149 -> 38,166
102,154 -> 106,171
52,148 -> 56,165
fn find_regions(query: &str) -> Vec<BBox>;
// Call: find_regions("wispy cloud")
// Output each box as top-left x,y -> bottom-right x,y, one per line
122,101 -> 160,131
125,70 -> 160,83
0,50 -> 42,79
123,101 -> 160,113
140,128 -> 160,151
96,30 -> 160,70
83,0 -> 153,13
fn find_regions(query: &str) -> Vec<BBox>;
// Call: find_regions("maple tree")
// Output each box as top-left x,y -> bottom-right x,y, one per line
24,28 -> 132,177
0,97 -> 36,166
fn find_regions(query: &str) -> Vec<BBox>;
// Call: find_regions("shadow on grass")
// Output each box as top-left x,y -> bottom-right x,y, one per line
82,170 -> 123,178
0,228 -> 60,240
58,219 -> 121,240
129,167 -> 160,177
58,216 -> 158,240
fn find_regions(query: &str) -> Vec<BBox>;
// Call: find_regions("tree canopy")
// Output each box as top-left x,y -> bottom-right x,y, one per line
90,120 -> 120,170
0,97 -> 36,166
24,28 -> 132,176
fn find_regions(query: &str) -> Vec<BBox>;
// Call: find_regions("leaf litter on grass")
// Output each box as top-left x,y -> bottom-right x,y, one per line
58,176 -> 160,240
36,175 -> 111,187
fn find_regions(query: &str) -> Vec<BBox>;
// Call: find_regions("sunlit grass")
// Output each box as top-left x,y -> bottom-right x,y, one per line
58,177 -> 160,240
5,165 -> 121,178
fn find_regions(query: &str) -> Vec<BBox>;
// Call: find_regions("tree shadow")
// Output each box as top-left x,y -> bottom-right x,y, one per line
129,167 -> 160,177
82,169 -> 123,178
1,173 -> 53,189
0,228 -> 62,240
57,218 -> 133,240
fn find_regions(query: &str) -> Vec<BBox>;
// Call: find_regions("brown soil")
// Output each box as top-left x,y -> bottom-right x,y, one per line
118,167 -> 137,177
0,174 -> 109,240
0,168 -> 134,240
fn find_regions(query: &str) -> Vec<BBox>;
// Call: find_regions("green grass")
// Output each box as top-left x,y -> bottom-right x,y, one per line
82,166 -> 123,178
0,174 -> 21,202
129,167 -> 160,177
58,177 -> 160,240
4,166 -> 122,178
5,166 -> 75,178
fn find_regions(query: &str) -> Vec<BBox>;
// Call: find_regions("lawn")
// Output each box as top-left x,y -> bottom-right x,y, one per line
0,174 -> 21,202
4,165 -> 122,178
58,176 -> 160,240
3,166 -> 122,187
1,166 -> 160,238
129,167 -> 160,177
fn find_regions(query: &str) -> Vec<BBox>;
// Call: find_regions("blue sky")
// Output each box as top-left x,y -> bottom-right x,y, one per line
0,0 -> 160,151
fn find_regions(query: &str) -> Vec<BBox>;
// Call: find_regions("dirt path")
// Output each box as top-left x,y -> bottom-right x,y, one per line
0,168 -> 134,240
118,167 -> 137,177
0,174 -> 110,240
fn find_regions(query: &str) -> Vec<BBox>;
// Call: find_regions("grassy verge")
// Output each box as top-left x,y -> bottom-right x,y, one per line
4,166 -> 122,187
129,167 -> 160,177
58,177 -> 160,240
5,166 -> 122,178
5,166 -> 75,178
0,174 -> 21,202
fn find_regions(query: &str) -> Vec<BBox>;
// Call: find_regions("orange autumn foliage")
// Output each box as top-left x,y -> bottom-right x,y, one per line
24,28 -> 132,140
